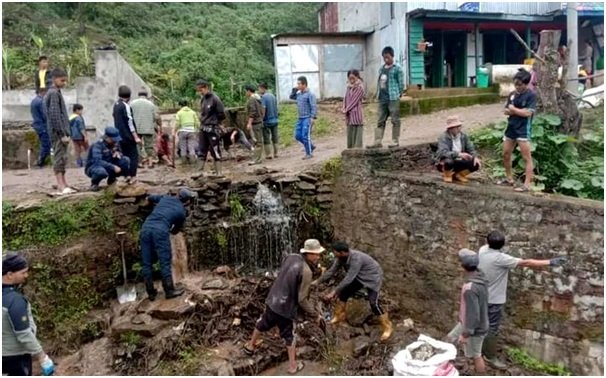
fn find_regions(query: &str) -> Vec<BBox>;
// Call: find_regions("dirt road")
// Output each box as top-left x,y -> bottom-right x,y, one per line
2,102 -> 505,202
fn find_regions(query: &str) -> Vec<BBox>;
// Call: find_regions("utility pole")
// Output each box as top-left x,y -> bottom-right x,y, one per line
566,2 -> 579,93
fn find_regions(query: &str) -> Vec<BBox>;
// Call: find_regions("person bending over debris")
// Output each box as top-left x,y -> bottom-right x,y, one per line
478,231 -> 568,369
85,127 -> 130,192
155,131 -> 175,168
434,115 -> 481,183
140,188 -> 196,300
219,126 -> 253,160
243,239 -> 325,375
446,249 -> 489,375
2,253 -> 55,376
316,241 -> 393,341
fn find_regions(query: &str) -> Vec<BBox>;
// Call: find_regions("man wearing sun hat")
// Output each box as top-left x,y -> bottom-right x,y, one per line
433,115 -> 482,183
243,239 -> 324,374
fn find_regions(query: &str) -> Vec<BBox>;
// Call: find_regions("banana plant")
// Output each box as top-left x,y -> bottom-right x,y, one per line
31,34 -> 44,57
2,44 -> 12,90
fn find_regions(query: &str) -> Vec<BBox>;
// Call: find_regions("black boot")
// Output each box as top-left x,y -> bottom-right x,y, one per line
145,279 -> 158,301
162,277 -> 184,299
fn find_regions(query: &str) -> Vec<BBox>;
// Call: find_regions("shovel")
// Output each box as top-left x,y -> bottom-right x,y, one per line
116,231 -> 137,304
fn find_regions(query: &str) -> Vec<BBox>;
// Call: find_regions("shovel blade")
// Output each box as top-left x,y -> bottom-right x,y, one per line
116,285 -> 137,304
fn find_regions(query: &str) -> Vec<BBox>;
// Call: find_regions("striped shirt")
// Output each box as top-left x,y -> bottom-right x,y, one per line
343,81 -> 364,126
292,90 -> 317,119
130,97 -> 158,135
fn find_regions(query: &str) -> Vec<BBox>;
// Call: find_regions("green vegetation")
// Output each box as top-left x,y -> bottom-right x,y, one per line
2,197 -> 114,249
228,193 -> 246,222
2,2 -> 321,107
507,347 -> 571,376
321,157 -> 343,180
471,107 -> 604,200
278,104 -> 332,147
28,262 -> 102,353
215,229 -> 228,250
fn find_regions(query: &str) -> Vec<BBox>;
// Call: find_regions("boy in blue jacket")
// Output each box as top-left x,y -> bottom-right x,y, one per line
69,104 -> 88,167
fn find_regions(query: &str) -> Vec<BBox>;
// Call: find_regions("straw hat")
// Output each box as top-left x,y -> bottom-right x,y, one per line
300,239 -> 325,254
446,115 -> 463,129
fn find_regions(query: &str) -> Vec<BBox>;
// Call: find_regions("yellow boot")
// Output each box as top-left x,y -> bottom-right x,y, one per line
330,301 -> 347,325
378,313 -> 393,341
454,169 -> 471,183
443,169 -> 454,183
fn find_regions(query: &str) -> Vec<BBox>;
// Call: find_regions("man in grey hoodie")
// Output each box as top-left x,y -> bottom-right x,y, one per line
447,249 -> 489,375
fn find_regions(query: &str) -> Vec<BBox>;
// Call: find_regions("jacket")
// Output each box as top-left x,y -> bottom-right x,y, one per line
30,95 -> 46,130
317,249 -> 383,294
2,284 -> 43,356
459,270 -> 489,337
246,96 -> 263,124
175,106 -> 200,133
69,114 -> 86,140
434,131 -> 477,164
130,97 -> 158,135
44,87 -> 70,139
113,99 -> 137,143
85,139 -> 122,173
200,92 -> 226,130
266,254 -> 314,320
143,195 -> 187,233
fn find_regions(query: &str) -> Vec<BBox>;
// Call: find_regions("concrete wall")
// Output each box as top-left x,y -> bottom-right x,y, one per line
331,145 -> 604,376
2,50 -> 150,137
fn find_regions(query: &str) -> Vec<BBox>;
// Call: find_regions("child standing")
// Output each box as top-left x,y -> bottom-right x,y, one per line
69,104 -> 88,167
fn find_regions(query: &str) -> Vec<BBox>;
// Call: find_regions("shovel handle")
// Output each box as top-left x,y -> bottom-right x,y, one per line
120,236 -> 128,283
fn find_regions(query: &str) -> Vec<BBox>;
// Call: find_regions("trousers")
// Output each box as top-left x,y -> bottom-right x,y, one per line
295,117 -> 313,156
85,157 -> 130,185
32,125 -> 51,166
198,129 -> 222,161
2,354 -> 33,376
140,225 -> 173,281
437,158 -> 480,173
338,279 -> 384,316
119,140 -> 139,177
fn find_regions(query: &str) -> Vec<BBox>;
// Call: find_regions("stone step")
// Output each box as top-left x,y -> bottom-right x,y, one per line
407,85 -> 498,98
400,92 -> 501,115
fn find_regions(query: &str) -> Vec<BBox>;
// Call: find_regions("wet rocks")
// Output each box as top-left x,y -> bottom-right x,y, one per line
298,173 -> 319,183
296,181 -> 316,191
346,298 -> 373,327
202,278 -> 229,290
352,336 -> 371,357
147,296 -> 196,320
115,183 -> 149,198
111,316 -> 167,337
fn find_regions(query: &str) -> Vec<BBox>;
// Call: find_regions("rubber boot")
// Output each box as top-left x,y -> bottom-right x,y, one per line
213,161 -> 224,177
366,128 -> 385,149
330,301 -> 347,325
378,313 -> 393,341
145,279 -> 158,301
483,335 -> 507,369
196,159 -> 206,172
454,169 -> 471,183
264,144 -> 273,159
273,144 -> 279,158
162,277 -> 184,299
180,157 -> 189,166
443,169 -> 454,183
388,125 -> 401,148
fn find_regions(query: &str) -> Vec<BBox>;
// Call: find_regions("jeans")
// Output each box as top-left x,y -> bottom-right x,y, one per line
487,303 -> 505,336
295,117 -> 313,156
140,225 -> 173,281
85,157 -> 130,185
32,125 -> 51,167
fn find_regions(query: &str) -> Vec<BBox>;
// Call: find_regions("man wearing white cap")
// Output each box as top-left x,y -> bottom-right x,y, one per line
434,115 -> 481,183
243,239 -> 324,374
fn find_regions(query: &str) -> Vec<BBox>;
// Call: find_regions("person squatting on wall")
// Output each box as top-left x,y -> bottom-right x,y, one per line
2,253 -> 55,376
140,188 -> 196,301
433,115 -> 482,183
315,241 -> 393,341
113,85 -> 141,183
342,69 -> 365,149
85,127 -> 131,192
290,76 -> 318,160
196,79 -> 226,176
243,239 -> 325,375
30,87 -> 51,168
367,46 -> 405,149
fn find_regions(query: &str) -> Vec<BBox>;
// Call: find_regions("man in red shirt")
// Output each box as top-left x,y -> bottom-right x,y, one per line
155,132 -> 174,167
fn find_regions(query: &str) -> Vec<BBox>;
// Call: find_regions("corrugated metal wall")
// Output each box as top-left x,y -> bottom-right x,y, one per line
405,1 -> 563,14
406,2 -> 460,12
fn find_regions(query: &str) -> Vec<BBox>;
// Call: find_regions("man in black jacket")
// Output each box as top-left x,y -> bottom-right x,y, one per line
113,85 -> 141,182
195,80 -> 225,176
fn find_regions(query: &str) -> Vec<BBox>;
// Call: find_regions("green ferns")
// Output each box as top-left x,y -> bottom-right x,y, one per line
507,347 -> 571,376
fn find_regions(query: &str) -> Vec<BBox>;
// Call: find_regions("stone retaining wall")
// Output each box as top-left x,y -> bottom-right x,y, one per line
331,146 -> 604,375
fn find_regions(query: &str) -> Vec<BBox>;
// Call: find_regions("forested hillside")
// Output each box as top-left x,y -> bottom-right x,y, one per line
2,2 -> 321,106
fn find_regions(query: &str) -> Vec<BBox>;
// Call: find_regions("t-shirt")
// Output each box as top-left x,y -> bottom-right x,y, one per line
378,66 -> 391,102
477,245 -> 521,304
505,89 -> 536,131
261,92 -> 279,125
38,70 -> 47,89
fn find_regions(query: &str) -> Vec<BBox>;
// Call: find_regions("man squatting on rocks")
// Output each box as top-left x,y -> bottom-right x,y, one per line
196,79 -> 226,176
140,188 -> 196,300
478,231 -> 568,369
446,249 -> 489,375
316,241 -> 393,341
85,127 -> 131,191
243,239 -> 325,374
3,253 -> 55,376
434,115 -> 482,183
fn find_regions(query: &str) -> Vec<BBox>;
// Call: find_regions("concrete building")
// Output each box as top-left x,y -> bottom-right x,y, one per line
318,2 -> 604,95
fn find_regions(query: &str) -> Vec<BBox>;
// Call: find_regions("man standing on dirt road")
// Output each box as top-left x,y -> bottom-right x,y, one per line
140,188 -> 196,301
2,253 -> 55,376
130,90 -> 160,169
290,76 -> 317,160
316,241 -> 393,341
113,85 -> 142,183
243,239 -> 325,375
367,46 -> 405,149
196,80 -> 226,176
478,231 -> 568,369
258,82 -> 280,159
30,87 -> 51,168
245,84 -> 265,165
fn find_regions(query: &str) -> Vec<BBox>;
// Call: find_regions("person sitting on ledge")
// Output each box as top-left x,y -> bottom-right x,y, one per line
434,115 -> 481,183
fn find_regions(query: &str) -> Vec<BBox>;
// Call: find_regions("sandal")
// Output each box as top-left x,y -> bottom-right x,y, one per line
242,345 -> 255,356
496,178 -> 514,186
514,185 -> 530,192
288,361 -> 305,375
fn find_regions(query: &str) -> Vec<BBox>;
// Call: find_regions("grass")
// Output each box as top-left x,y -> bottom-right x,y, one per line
278,103 -> 332,148
507,347 -> 571,376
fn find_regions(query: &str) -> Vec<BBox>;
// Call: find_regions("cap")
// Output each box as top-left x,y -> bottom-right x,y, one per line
104,126 -> 122,142
458,248 -> 479,269
3,253 -> 28,275
178,188 -> 196,203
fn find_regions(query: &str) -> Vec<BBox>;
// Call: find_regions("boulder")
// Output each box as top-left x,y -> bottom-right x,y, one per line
298,173 -> 318,183
115,183 -> 149,198
352,336 -> 371,357
276,176 -> 300,185
113,197 -> 137,204
202,278 -> 229,290
346,298 -> 372,327
317,186 -> 333,193
296,181 -> 316,191
111,316 -> 167,337
317,194 -> 333,203
146,296 -> 196,320
131,313 -> 153,325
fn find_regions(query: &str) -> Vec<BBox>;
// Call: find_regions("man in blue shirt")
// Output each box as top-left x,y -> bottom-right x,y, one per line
289,76 -> 317,160
140,188 -> 196,300
259,83 -> 279,159
84,127 -> 130,192
29,88 -> 51,168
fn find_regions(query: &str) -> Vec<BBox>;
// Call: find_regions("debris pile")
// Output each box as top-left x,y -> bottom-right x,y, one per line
411,342 -> 446,362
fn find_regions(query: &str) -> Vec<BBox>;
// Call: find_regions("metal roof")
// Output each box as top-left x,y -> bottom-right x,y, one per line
271,30 -> 374,40
407,8 -> 557,22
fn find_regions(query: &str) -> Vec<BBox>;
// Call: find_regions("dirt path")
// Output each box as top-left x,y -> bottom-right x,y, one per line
2,102 -> 505,203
